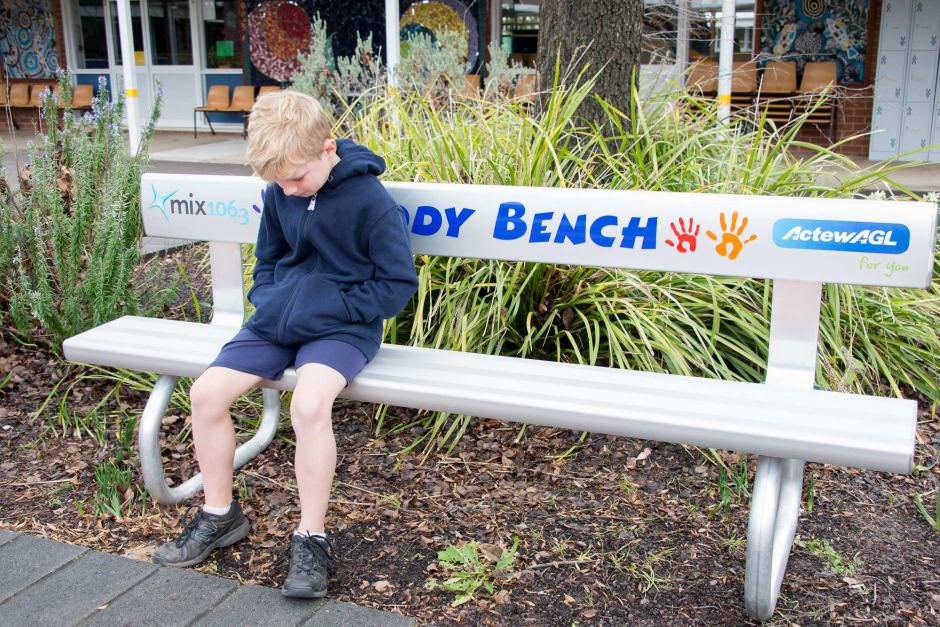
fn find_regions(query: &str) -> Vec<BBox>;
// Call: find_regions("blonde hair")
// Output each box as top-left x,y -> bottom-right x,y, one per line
246,90 -> 333,181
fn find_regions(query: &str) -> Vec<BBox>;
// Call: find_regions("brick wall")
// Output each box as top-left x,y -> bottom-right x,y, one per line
795,87 -> 875,157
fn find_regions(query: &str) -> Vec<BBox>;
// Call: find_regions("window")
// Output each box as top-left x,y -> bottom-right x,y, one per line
109,0 -> 144,66
203,1 -> 242,69
149,0 -> 193,65
688,1 -> 758,62
501,1 -> 539,67
75,0 -> 108,68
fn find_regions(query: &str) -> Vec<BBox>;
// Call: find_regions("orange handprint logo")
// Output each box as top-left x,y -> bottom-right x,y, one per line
706,211 -> 757,261
665,217 -> 700,253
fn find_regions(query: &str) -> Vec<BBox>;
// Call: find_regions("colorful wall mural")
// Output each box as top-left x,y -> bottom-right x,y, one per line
0,0 -> 60,79
759,0 -> 870,84
245,0 -> 479,85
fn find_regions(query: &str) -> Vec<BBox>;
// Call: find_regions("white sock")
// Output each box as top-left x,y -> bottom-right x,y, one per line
294,529 -> 327,539
203,503 -> 231,516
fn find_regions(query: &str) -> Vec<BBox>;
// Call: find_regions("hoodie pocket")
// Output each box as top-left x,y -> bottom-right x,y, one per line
246,280 -> 294,338
247,280 -> 271,307
280,275 -> 350,344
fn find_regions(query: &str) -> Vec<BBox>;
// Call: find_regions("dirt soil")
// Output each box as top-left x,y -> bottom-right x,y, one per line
1,245 -> 939,626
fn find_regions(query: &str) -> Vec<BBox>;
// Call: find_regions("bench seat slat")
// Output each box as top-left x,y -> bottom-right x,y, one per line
63,316 -> 916,474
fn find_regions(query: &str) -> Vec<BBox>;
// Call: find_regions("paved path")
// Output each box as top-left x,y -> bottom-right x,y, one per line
0,529 -> 414,627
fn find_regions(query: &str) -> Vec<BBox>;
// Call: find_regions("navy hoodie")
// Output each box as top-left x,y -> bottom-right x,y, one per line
245,139 -> 418,361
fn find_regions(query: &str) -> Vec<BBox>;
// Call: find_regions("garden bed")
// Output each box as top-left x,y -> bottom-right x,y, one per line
1,245 -> 938,625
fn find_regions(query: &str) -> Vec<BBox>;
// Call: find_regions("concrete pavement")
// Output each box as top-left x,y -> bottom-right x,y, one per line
0,529 -> 415,627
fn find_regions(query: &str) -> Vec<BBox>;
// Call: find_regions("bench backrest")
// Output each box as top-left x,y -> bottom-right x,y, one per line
143,173 -> 936,289
141,173 -> 936,389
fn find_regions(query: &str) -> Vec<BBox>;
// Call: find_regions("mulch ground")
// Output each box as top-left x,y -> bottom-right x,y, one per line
1,245 -> 938,625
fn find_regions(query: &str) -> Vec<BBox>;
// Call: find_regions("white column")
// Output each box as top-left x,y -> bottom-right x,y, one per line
717,0 -> 736,123
385,0 -> 400,87
676,0 -> 689,85
115,0 -> 141,153
490,0 -> 502,48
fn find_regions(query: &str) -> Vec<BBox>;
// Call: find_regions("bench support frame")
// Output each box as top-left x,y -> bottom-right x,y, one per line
136,244 -> 824,620
138,242 -> 279,504
744,279 -> 821,620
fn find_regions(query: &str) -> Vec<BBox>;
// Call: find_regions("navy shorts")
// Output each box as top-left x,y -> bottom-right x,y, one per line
208,327 -> 368,386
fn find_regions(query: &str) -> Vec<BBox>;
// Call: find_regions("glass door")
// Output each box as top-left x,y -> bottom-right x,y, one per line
109,1 -> 154,125
107,0 -> 198,128
143,0 -> 198,127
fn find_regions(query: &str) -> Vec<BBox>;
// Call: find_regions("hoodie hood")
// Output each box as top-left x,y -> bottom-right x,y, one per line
322,139 -> 385,191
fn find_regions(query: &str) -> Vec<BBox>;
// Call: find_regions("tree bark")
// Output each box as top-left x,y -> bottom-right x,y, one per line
536,0 -> 643,127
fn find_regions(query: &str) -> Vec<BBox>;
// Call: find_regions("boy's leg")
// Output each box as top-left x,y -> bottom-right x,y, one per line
282,362 -> 346,598
153,366 -> 262,567
289,362 -> 347,534
189,366 -> 264,508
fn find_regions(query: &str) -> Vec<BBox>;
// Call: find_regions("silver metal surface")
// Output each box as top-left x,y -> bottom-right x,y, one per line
65,315 -> 917,475
745,457 -> 805,620
138,374 -> 281,504
743,280 -> 822,620
141,174 -> 939,288
208,242 -> 245,328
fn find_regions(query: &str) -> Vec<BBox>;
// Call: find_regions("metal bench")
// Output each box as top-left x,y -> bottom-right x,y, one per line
63,173 -> 937,620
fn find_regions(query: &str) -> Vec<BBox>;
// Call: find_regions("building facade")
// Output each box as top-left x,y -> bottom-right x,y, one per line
0,1 -> 936,162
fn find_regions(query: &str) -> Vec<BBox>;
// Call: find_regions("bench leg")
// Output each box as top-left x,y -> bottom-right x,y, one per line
139,374 -> 281,505
744,456 -> 804,621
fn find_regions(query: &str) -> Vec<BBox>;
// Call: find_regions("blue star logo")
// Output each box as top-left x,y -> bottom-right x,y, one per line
149,184 -> 177,223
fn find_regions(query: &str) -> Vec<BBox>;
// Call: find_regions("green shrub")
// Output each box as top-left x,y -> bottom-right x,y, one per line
291,13 -> 385,116
333,74 -> 940,450
0,74 -> 176,349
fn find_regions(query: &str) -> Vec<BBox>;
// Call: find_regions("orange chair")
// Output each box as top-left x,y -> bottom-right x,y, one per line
796,61 -> 838,142
760,61 -> 797,94
757,61 -> 799,126
226,86 -> 255,112
513,73 -> 537,103
193,85 -> 230,137
730,60 -> 758,110
799,61 -> 837,94
225,85 -> 255,138
28,83 -> 60,108
72,84 -> 94,111
257,85 -> 282,99
686,60 -> 719,95
9,83 -> 30,107
459,74 -> 480,98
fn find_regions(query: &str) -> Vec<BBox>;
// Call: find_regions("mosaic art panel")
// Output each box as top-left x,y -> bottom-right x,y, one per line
760,0 -> 870,83
0,0 -> 59,79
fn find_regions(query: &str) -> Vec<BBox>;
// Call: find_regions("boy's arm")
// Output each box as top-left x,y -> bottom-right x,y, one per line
339,208 -> 418,323
251,187 -> 289,290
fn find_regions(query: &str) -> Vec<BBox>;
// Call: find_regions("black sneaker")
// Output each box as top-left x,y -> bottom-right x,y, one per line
153,500 -> 250,567
282,534 -> 336,598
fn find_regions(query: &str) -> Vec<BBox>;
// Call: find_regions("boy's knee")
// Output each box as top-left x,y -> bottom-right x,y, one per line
190,377 -> 232,418
289,395 -> 332,434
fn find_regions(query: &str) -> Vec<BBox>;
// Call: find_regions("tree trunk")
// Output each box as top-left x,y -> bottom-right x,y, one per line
536,0 -> 643,127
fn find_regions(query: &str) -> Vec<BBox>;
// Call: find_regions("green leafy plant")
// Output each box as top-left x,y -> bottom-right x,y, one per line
92,459 -> 134,520
329,71 -> 940,453
0,72 -> 176,348
912,487 -> 940,531
396,29 -> 468,97
291,13 -> 385,116
797,537 -> 862,577
426,537 -> 520,606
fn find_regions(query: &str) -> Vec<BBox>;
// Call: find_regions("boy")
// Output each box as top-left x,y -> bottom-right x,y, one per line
152,90 -> 419,599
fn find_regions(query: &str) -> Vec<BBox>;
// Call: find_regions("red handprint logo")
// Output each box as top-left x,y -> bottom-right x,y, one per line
665,217 -> 700,253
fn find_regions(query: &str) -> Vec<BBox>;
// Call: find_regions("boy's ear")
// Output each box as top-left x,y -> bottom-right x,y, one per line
322,138 -> 337,155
